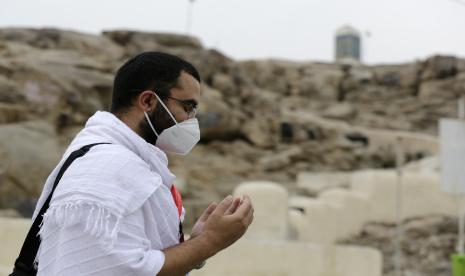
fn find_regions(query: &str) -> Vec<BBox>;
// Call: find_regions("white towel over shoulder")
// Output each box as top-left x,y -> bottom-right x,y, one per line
34,111 -> 182,276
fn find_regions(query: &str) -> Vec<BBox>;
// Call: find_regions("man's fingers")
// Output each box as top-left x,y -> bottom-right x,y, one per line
245,207 -> 254,226
234,195 -> 253,217
199,202 -> 217,222
212,195 -> 234,216
225,197 -> 241,215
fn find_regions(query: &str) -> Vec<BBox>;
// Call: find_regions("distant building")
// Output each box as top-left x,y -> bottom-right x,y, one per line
335,25 -> 361,63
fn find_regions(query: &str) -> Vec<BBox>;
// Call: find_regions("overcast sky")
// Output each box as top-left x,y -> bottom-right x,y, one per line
1,0 -> 464,64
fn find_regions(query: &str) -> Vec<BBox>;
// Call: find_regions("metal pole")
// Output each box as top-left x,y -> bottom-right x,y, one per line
459,96 -> 465,119
186,0 -> 195,35
458,96 -> 465,254
459,198 -> 465,254
395,136 -> 404,276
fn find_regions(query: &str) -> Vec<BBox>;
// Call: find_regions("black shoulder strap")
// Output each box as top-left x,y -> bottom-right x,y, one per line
11,142 -> 110,275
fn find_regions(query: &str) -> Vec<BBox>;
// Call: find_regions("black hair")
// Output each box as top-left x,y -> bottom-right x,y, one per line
110,51 -> 201,113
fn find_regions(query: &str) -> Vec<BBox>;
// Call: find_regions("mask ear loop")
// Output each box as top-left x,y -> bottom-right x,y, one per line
144,111 -> 160,137
144,91 -> 180,138
152,92 -> 179,125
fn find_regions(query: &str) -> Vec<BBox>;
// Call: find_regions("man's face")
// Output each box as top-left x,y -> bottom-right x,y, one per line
163,71 -> 201,122
139,71 -> 201,145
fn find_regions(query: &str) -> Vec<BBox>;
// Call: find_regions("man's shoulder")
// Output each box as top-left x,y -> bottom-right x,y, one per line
54,143 -> 163,212
63,143 -> 155,182
86,143 -> 149,170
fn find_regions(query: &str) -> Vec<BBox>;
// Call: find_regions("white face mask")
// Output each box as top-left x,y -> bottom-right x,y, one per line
144,92 -> 200,155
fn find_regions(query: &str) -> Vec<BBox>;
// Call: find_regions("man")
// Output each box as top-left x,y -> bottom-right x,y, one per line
33,52 -> 254,275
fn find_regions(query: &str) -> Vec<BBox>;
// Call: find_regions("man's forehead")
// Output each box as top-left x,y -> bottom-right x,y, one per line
172,71 -> 201,98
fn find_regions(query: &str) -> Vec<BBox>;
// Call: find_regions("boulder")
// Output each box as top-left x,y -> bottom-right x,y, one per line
322,103 -> 357,120
0,103 -> 28,124
257,146 -> 301,172
454,71 -> 465,95
0,28 -> 124,61
418,79 -> 457,100
342,216 -> 456,276
458,58 -> 465,73
0,121 -> 62,216
372,63 -> 419,88
105,30 -> 235,87
210,73 -> 236,96
103,30 -> 203,53
421,55 -> 458,80
197,85 -> 244,141
0,75 -> 24,104
1,45 -> 114,123
240,116 -> 277,148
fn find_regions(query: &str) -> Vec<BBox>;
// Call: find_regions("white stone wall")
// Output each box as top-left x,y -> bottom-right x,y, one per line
0,181 -> 387,276
0,217 -> 31,275
291,169 -> 458,243
351,170 -> 457,221
234,181 -> 289,240
296,172 -> 351,195
191,239 -> 382,276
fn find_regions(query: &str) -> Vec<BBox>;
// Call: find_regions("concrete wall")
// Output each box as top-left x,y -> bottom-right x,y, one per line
227,182 -> 382,276
289,189 -> 371,243
289,196 -> 345,243
290,170 -> 458,243
234,181 -> 289,240
0,217 -> 31,275
191,239 -> 382,276
296,172 -> 351,195
351,170 -> 457,222
0,180 -> 387,276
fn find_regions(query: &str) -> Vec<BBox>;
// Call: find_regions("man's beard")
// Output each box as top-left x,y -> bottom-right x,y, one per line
139,103 -> 175,145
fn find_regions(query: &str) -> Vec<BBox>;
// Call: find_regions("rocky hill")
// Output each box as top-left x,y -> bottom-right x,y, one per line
0,28 -> 464,228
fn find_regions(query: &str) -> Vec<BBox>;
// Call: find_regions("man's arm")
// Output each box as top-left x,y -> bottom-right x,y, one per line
157,195 -> 254,276
157,232 -> 215,276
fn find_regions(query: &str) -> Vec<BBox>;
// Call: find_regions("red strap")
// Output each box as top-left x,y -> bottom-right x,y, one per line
170,185 -> 183,218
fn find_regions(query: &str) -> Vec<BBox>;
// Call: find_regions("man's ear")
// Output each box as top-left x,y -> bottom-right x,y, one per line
137,91 -> 157,112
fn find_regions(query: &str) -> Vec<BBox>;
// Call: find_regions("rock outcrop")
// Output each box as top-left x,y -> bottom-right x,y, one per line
0,28 -> 464,225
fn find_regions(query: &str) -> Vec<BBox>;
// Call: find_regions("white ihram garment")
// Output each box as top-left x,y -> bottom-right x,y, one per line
33,111 -> 184,275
